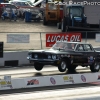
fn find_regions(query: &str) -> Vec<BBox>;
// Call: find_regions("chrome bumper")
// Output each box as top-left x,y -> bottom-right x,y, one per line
27,57 -> 58,61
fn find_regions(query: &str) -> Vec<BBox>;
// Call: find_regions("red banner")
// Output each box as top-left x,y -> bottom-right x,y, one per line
46,33 -> 81,47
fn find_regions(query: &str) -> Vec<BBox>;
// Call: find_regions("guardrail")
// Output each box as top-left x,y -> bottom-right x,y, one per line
0,31 -> 100,51
0,73 -> 100,90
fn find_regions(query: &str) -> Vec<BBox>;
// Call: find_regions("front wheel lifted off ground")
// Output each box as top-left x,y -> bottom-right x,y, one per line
34,63 -> 43,71
58,59 -> 67,72
90,62 -> 100,72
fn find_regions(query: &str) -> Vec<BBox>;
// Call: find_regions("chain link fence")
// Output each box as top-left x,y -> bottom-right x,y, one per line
0,31 -> 100,51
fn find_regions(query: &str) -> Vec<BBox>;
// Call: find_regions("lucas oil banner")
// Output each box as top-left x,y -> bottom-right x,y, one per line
46,33 -> 81,47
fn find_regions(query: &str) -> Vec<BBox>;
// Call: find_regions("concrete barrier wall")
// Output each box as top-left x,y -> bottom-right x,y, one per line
0,72 -> 100,90
0,51 -> 29,66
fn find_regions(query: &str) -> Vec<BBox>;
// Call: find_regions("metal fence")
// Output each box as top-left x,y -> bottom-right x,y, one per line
1,31 -> 100,51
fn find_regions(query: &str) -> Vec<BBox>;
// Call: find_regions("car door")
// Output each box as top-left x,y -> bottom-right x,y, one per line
73,44 -> 86,64
83,44 -> 95,64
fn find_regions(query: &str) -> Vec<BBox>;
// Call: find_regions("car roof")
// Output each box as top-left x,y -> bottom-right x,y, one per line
10,1 -> 28,2
1,3 -> 11,4
56,41 -> 90,45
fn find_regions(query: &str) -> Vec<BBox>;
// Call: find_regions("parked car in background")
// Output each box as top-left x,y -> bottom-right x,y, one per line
25,8 -> 43,22
0,3 -> 19,18
9,0 -> 33,17
9,0 -> 34,8
9,0 -> 44,19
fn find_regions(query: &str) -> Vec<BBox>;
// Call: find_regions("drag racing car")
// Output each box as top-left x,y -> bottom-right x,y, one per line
27,41 -> 100,72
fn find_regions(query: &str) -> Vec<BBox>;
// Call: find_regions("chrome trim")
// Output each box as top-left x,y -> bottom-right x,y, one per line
27,57 -> 30,60
27,57 -> 59,61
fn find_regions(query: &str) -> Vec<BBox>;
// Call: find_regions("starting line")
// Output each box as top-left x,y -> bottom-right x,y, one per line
0,72 -> 100,90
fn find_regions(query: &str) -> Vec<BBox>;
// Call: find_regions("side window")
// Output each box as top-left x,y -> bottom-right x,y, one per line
14,2 -> 21,6
10,5 -> 16,9
5,4 -> 9,8
83,44 -> 93,51
21,2 -> 29,6
76,44 -> 84,51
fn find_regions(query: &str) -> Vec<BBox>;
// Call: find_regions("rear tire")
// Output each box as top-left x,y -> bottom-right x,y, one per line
57,22 -> 61,29
43,17 -> 47,25
34,63 -> 43,71
68,65 -> 77,72
90,62 -> 100,72
61,18 -> 66,32
58,59 -> 67,72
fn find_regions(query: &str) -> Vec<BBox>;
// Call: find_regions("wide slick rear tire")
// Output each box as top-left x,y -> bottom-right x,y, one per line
90,62 -> 100,72
43,17 -> 47,25
67,65 -> 77,72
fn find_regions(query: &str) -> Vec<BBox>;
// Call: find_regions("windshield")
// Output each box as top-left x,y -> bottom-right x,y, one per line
10,1 -> 33,6
51,42 -> 77,51
48,3 -> 57,10
27,1 -> 33,6
70,6 -> 83,17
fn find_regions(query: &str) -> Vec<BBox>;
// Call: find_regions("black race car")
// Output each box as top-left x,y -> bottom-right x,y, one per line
27,41 -> 100,72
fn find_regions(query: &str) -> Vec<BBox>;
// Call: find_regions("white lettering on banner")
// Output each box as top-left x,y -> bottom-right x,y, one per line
47,35 -> 80,43
70,35 -> 80,42
47,35 -> 66,42
47,35 -> 69,42
65,35 -> 69,41
56,35 -> 60,42
47,36 -> 50,42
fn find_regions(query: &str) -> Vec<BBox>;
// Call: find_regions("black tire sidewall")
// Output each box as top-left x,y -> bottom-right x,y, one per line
61,18 -> 66,32
34,63 -> 43,71
90,62 -> 100,72
43,17 -> 47,25
58,60 -> 67,72
68,65 -> 77,72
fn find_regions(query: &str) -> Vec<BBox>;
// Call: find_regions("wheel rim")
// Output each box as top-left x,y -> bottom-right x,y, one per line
95,64 -> 100,70
61,61 -> 66,70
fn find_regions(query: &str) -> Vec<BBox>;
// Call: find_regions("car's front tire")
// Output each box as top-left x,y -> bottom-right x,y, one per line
34,62 -> 43,71
90,62 -> 100,72
58,59 -> 67,72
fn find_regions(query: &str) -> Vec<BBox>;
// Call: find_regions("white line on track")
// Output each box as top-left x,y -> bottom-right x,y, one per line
0,86 -> 100,100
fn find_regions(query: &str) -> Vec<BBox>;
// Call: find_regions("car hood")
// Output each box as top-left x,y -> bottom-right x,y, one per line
28,49 -> 76,55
